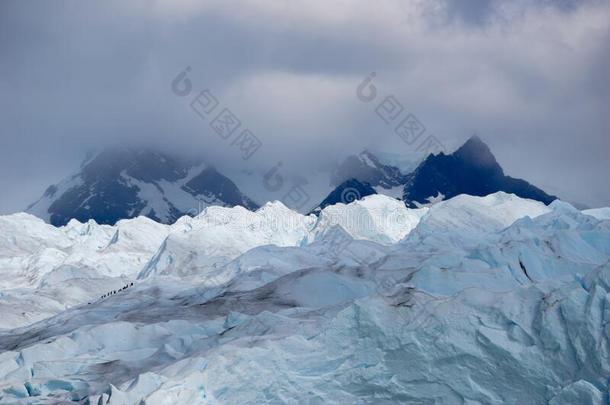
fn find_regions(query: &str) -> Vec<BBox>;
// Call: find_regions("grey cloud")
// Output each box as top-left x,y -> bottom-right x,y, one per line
431,0 -> 598,26
0,0 -> 608,213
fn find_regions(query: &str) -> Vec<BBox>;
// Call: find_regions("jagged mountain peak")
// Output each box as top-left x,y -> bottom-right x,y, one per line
458,134 -> 485,150
79,148 -> 197,183
331,150 -> 408,189
315,136 -> 556,211
453,135 -> 501,171
27,148 -> 258,226
402,135 -> 556,207
29,137 -> 559,225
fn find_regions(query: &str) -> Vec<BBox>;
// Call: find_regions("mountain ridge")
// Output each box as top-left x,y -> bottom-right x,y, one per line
27,136 -> 557,225
27,148 -> 258,226
401,135 -> 557,207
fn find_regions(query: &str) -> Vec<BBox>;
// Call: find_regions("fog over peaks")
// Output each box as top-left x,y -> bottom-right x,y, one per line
0,0 -> 609,212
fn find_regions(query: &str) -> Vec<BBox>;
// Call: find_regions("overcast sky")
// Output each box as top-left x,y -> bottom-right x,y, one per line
1,0 -> 609,212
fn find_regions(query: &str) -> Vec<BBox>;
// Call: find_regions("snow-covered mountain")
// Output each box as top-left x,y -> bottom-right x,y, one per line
1,192 -> 609,403
318,136 -> 557,210
26,148 -> 412,226
27,149 -> 258,226
27,136 -> 557,227
331,150 -> 409,190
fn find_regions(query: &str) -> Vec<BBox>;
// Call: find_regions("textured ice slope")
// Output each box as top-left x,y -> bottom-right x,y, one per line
0,193 -> 608,404
0,195 -> 415,329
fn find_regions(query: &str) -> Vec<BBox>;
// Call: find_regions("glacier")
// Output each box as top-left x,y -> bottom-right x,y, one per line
0,192 -> 609,404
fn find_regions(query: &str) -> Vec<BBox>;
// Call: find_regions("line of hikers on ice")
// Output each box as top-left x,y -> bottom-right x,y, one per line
100,282 -> 134,300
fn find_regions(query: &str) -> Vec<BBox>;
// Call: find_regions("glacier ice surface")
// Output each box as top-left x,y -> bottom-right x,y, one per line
0,192 -> 608,404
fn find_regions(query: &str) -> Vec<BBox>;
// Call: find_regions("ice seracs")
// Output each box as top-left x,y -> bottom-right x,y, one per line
0,192 -> 608,403
406,191 -> 552,248
583,206 -> 610,220
310,194 -> 428,244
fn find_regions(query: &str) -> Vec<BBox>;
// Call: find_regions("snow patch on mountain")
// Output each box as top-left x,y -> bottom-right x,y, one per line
27,150 -> 258,226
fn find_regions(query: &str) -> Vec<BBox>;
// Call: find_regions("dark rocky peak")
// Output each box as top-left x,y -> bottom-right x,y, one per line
331,150 -> 407,188
453,135 -> 502,172
81,148 -> 198,183
315,178 -> 378,212
402,135 -> 557,207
